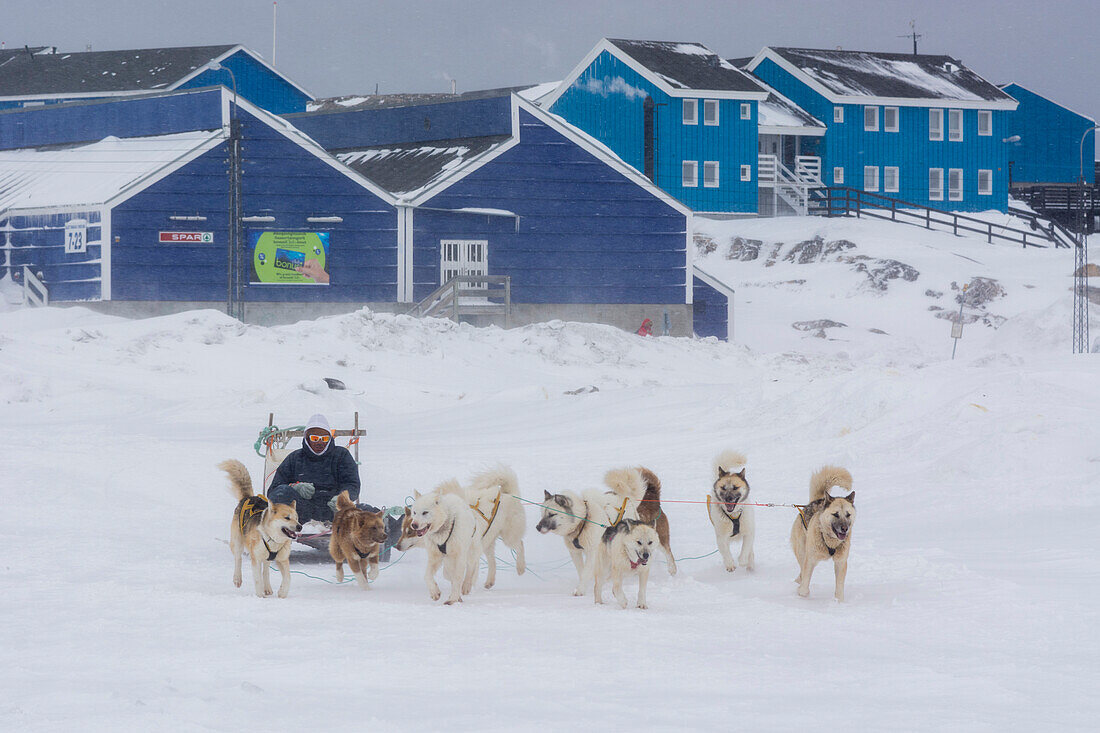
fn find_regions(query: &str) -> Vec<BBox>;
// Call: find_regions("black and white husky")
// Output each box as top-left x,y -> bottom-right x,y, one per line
594,518 -> 659,609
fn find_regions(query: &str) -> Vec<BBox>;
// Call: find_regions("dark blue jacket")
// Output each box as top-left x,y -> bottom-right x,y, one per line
269,437 -> 361,503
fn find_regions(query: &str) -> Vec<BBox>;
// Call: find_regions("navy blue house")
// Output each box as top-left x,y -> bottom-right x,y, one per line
0,88 -> 398,320
1000,83 -> 1097,187
746,47 -> 1019,211
287,91 -> 708,335
0,44 -> 311,114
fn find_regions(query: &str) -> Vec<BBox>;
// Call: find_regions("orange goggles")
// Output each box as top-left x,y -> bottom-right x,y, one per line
306,433 -> 331,443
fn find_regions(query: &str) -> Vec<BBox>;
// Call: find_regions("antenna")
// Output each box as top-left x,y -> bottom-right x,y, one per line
898,19 -> 922,55
272,2 -> 277,65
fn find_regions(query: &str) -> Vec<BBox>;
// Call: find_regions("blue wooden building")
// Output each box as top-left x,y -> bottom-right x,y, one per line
1000,83 -> 1096,186
0,44 -> 311,114
543,39 -> 769,215
0,87 -> 397,319
287,91 -> 705,335
746,47 -> 1019,211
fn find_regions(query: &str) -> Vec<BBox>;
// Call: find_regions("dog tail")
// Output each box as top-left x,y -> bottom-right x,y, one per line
603,467 -> 646,500
636,467 -> 663,522
713,450 -> 747,476
809,466 -> 853,502
218,459 -> 253,501
435,478 -> 464,497
468,464 -> 520,496
335,490 -> 355,512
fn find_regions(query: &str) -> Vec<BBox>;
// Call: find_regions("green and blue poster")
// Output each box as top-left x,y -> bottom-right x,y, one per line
249,231 -> 330,285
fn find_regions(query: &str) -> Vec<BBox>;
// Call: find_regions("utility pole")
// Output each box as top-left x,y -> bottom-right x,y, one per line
898,19 -> 922,55
1073,124 -> 1098,353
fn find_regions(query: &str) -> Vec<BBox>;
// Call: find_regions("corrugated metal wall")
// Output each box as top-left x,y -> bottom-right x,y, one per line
3,209 -> 103,301
1003,83 -> 1096,185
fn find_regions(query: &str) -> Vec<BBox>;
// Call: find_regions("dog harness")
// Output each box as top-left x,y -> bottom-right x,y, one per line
470,491 -> 502,538
239,495 -> 269,536
706,494 -> 742,536
568,507 -> 589,549
610,497 -> 630,527
436,518 -> 457,555
796,500 -> 840,556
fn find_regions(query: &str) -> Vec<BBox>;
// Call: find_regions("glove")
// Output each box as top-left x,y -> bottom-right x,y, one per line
290,482 -> 316,500
328,496 -> 340,514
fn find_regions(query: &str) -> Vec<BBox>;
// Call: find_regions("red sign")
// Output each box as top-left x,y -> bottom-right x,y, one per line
159,231 -> 214,243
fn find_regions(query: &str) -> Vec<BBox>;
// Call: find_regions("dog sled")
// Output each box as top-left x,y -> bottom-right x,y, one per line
254,412 -> 399,558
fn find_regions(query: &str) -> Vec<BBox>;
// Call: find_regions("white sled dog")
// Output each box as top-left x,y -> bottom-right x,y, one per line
594,518 -> 660,609
465,465 -> 526,589
706,450 -> 755,572
536,468 -> 644,596
219,459 -> 301,599
791,466 -> 855,601
396,482 -> 481,605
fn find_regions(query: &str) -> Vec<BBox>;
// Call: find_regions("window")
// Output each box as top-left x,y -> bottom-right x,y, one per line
833,167 -> 844,184
834,106 -> 844,123
682,160 -> 698,187
740,102 -> 751,120
740,164 -> 752,182
703,161 -> 719,188
978,110 -> 992,136
929,109 -> 944,141
949,109 -> 963,141
884,166 -> 899,193
440,239 -> 488,287
704,99 -> 719,125
978,169 -> 992,195
683,99 -> 697,125
929,168 -> 944,200
884,106 -> 899,132
864,166 -> 879,192
949,168 -> 963,200
864,106 -> 879,131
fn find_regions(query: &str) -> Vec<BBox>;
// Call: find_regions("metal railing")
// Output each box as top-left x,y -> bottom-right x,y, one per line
821,187 -> 1063,249
408,274 -> 511,325
22,265 -> 48,306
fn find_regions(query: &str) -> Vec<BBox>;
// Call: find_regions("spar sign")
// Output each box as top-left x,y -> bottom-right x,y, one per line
159,231 -> 214,243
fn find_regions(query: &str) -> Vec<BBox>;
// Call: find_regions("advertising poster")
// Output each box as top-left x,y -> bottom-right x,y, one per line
249,231 -> 330,285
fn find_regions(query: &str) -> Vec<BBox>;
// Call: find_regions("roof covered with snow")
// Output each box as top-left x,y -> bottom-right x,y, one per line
0,131 -> 222,211
307,86 -> 536,113
0,45 -> 237,96
607,39 -> 766,94
758,86 -> 825,132
763,47 -> 1016,104
334,135 -> 511,197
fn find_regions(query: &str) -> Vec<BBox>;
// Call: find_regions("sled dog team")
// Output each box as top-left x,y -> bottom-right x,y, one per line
219,451 -> 856,608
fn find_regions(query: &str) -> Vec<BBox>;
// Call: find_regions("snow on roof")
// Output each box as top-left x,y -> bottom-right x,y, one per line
306,86 -> 531,113
768,47 -> 1015,103
335,135 -> 511,197
756,83 -> 825,131
607,39 -> 766,93
0,130 -> 221,211
0,45 -> 238,96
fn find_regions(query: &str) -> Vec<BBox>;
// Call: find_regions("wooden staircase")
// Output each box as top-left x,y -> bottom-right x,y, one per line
407,275 -> 512,325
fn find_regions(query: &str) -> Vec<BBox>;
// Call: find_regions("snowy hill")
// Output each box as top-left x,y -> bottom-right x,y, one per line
1,218 -> 1099,730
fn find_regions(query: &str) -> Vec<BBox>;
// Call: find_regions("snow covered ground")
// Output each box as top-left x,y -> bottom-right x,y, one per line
1,216 -> 1099,730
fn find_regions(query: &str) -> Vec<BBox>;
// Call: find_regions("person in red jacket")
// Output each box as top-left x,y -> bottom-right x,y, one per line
636,318 -> 654,336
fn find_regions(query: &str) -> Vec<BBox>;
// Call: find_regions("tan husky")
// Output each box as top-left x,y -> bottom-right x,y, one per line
329,491 -> 387,590
706,450 -> 755,572
790,466 -> 855,601
219,459 -> 301,598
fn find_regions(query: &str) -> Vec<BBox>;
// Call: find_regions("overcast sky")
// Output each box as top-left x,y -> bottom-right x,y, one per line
6,0 -> 1099,153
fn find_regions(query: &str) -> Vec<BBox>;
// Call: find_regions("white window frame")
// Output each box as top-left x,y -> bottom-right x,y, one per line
864,165 -> 879,192
929,109 -> 944,141
884,106 -> 899,133
439,239 -> 488,287
949,168 -> 963,201
833,166 -> 844,184
884,166 -> 899,193
740,164 -> 752,182
929,168 -> 944,201
834,106 -> 844,123
978,110 -> 992,136
740,102 -> 751,120
704,99 -> 719,126
683,99 -> 698,125
703,161 -> 719,188
978,169 -> 993,195
864,105 -> 879,132
949,109 -> 963,142
682,160 -> 698,187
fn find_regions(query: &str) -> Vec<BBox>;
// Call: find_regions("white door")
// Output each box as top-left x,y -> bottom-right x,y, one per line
440,239 -> 488,287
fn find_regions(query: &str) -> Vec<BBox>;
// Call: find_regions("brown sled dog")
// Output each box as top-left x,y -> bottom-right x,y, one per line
790,466 -> 855,601
329,491 -> 388,590
219,459 -> 301,598
634,467 -> 677,575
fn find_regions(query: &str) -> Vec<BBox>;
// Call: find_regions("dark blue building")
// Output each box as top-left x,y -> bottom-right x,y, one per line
1001,83 -> 1097,186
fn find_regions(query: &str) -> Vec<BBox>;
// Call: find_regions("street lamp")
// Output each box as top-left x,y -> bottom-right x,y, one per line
209,62 -> 242,320
1072,124 -> 1099,354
